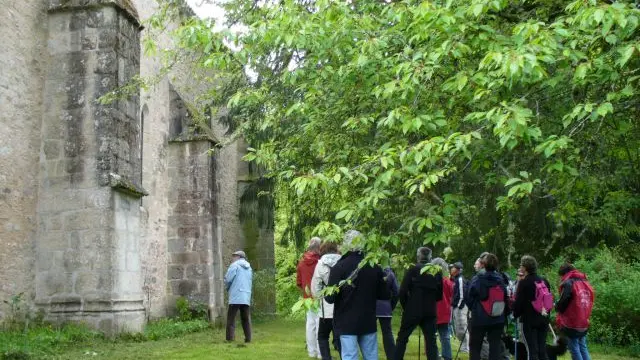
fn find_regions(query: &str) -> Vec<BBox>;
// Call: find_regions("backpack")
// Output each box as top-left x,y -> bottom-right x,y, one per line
532,280 -> 554,316
481,285 -> 506,317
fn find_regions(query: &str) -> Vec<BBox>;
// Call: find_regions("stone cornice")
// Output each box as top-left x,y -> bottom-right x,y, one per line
48,0 -> 141,28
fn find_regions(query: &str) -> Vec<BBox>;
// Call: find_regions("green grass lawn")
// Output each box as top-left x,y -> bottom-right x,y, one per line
44,318 -> 633,360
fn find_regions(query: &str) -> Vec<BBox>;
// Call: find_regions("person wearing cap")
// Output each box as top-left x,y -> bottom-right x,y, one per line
325,230 -> 390,360
224,250 -> 253,343
450,261 -> 469,354
297,237 -> 322,358
394,247 -> 443,360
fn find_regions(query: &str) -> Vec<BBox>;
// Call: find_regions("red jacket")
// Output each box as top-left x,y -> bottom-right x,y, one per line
437,277 -> 454,324
297,251 -> 320,298
556,270 -> 594,332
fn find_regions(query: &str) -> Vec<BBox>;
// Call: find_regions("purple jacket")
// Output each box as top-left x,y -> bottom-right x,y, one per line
376,267 -> 399,317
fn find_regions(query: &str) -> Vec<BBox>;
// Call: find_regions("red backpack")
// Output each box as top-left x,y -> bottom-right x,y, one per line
532,280 -> 554,316
481,285 -> 506,317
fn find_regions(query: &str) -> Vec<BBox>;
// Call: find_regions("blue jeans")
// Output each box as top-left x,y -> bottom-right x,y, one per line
437,323 -> 453,360
340,333 -> 378,360
568,335 -> 591,360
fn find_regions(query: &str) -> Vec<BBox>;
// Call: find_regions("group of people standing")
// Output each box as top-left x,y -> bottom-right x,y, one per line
296,231 -> 455,360
294,232 -> 595,360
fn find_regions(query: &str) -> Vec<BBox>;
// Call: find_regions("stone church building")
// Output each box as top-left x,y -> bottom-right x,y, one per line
0,0 -> 273,333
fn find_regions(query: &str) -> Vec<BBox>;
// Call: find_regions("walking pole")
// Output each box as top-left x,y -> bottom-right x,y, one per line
454,325 -> 468,360
514,319 -> 518,360
418,331 -> 421,360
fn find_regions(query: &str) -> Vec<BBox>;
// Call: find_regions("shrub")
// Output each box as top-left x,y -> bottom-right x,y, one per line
275,243 -> 304,318
543,248 -> 640,347
174,296 -> 208,322
252,268 -> 277,318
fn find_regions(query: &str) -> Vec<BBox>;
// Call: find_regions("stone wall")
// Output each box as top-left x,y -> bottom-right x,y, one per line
0,1 -> 48,316
0,0 -> 274,329
34,1 -> 145,334
133,0 -> 172,320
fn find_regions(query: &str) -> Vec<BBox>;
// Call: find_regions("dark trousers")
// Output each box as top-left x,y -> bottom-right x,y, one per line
318,317 -> 341,360
395,315 -> 438,360
226,304 -> 251,342
522,322 -> 549,360
469,324 -> 503,360
378,317 -> 396,360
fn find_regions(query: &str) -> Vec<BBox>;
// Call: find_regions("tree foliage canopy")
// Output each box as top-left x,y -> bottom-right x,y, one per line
156,0 -> 640,266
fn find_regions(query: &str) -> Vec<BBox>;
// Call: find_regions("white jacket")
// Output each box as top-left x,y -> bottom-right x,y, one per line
311,253 -> 341,319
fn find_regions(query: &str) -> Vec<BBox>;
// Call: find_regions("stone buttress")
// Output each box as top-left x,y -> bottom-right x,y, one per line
35,0 -> 145,333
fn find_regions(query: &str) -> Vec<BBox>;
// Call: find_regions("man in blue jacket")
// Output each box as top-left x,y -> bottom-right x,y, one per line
224,250 -> 253,343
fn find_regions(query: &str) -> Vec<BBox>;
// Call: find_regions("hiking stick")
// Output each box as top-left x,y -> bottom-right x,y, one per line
548,323 -> 558,344
418,331 -> 421,360
454,325 -> 468,360
514,320 -> 518,360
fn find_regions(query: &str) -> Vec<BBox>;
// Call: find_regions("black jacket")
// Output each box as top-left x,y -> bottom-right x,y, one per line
512,273 -> 551,327
398,263 -> 443,319
325,251 -> 390,335
451,274 -> 467,309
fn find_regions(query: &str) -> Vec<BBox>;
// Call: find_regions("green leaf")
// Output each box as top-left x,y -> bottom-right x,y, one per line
619,46 -> 635,67
335,210 -> 350,220
505,178 -> 521,187
596,102 -> 613,117
472,4 -> 483,17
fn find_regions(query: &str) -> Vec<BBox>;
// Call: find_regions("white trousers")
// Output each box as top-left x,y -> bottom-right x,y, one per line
306,309 -> 320,357
452,306 -> 469,352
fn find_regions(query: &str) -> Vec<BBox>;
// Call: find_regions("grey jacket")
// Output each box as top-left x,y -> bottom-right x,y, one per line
311,253 -> 341,318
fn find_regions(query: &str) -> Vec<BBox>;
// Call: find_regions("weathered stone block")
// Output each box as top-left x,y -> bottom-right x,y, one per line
84,189 -> 110,210
95,50 -> 117,74
68,231 -> 81,249
43,140 -> 62,160
69,10 -> 87,31
38,231 -> 67,251
87,9 -> 105,28
170,252 -> 200,265
168,265 -> 184,280
98,29 -> 117,49
168,238 -> 188,253
36,272 -> 66,297
64,210 -> 107,230
186,264 -> 207,280
63,249 -> 83,271
40,213 -> 63,232
37,252 -> 55,272
49,12 -> 70,32
75,271 -> 109,294
126,251 -> 140,271
82,33 -> 97,50
170,280 -> 197,296
198,280 -> 210,294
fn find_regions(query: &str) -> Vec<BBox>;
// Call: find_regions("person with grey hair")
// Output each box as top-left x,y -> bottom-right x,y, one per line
394,247 -> 443,360
297,237 -> 322,358
325,230 -> 390,360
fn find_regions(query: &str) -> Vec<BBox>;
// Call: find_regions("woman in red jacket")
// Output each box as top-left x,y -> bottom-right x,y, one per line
432,258 -> 454,360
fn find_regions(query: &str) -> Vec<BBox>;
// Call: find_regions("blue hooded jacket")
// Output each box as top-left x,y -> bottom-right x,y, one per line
224,258 -> 253,305
376,267 -> 399,317
466,270 -> 509,327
